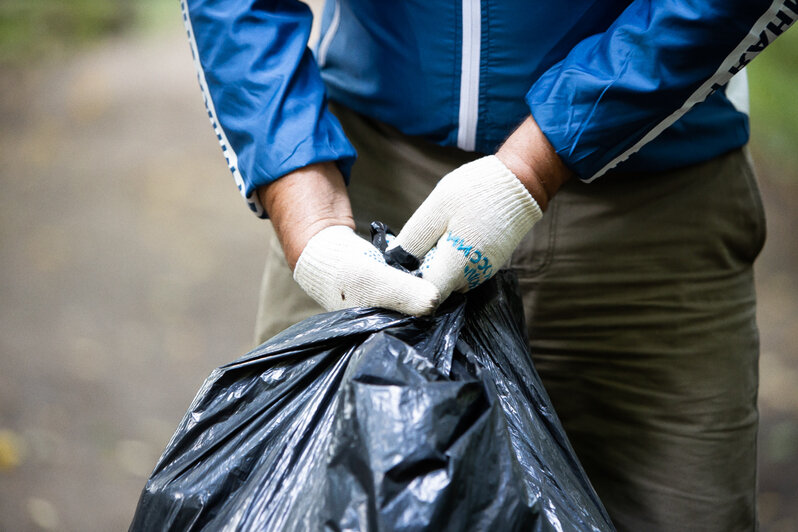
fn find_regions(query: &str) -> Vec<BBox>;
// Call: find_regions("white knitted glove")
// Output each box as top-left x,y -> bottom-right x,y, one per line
294,225 -> 441,315
393,155 -> 543,301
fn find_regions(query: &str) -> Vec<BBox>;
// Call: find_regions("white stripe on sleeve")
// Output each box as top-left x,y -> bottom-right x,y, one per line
587,1 -> 794,182
181,0 -> 266,217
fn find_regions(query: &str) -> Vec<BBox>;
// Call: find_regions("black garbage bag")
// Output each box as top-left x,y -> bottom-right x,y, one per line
130,226 -> 614,532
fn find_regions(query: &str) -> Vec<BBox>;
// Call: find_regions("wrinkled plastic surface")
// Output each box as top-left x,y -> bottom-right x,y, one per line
130,232 -> 614,531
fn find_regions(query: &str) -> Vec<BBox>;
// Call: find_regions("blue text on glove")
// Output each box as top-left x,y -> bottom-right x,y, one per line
444,231 -> 494,289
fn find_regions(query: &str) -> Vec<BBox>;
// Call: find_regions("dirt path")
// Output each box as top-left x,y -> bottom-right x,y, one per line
0,29 -> 266,531
0,24 -> 795,532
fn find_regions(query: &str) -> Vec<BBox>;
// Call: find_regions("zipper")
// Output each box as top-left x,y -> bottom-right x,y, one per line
457,0 -> 481,152
317,0 -> 341,67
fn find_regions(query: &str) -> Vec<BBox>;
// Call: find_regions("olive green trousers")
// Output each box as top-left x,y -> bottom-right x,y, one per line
255,103 -> 764,531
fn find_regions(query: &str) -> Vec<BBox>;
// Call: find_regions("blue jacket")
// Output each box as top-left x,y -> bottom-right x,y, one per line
182,0 -> 796,217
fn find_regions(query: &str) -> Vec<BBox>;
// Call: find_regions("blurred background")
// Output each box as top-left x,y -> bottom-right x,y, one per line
0,1 -> 796,530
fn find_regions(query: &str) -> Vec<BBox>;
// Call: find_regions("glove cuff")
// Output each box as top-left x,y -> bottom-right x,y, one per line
460,155 -> 543,229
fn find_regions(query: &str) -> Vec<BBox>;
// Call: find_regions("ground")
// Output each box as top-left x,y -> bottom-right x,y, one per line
0,21 -> 796,532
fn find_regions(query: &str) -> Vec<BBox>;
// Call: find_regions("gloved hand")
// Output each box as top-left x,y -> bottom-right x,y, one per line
294,225 -> 441,315
393,155 -> 543,301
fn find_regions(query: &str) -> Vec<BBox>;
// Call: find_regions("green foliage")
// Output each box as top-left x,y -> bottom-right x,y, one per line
747,27 -> 798,177
0,0 -> 170,65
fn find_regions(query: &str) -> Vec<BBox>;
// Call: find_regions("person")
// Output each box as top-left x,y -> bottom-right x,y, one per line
181,0 -> 796,529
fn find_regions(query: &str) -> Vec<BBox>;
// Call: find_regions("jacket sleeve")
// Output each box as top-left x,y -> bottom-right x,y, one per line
526,0 -> 796,181
182,0 -> 356,218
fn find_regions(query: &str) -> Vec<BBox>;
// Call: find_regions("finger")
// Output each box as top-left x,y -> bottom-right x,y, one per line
376,267 -> 441,316
416,242 -> 465,302
393,189 -> 449,259
337,264 -> 440,316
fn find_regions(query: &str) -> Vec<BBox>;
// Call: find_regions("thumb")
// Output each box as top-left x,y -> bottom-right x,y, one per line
393,191 -> 448,259
415,241 -> 469,303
